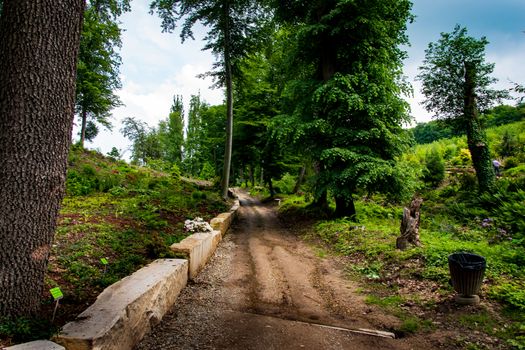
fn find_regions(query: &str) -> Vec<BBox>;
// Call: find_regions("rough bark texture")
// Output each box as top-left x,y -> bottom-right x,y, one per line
293,165 -> 306,194
463,62 -> 495,192
0,0 -> 84,317
396,197 -> 423,250
220,3 -> 233,200
334,196 -> 356,219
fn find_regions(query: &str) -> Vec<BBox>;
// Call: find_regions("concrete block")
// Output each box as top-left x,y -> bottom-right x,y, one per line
170,231 -> 221,279
5,340 -> 65,350
55,259 -> 188,350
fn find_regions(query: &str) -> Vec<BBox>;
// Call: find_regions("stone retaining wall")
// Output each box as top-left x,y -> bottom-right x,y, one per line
39,198 -> 240,350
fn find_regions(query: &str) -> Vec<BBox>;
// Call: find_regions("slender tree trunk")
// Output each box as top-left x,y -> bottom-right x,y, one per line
248,164 -> 254,187
80,108 -> 87,148
0,0 -> 84,318
220,4 -> 233,200
293,165 -> 306,194
464,62 -> 495,192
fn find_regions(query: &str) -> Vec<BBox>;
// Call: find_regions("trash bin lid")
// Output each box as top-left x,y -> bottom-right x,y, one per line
448,252 -> 486,270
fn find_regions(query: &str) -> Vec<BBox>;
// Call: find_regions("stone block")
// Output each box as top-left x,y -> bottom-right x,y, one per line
55,259 -> 188,350
5,341 -> 65,350
210,212 -> 233,236
229,200 -> 240,218
170,231 -> 221,279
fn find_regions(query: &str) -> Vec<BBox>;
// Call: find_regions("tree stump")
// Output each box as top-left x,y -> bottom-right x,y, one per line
396,197 -> 423,250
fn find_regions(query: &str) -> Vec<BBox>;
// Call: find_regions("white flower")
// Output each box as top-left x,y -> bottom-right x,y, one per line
184,217 -> 213,234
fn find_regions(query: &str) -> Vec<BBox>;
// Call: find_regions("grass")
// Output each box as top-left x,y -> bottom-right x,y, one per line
287,193 -> 525,348
271,119 -> 525,347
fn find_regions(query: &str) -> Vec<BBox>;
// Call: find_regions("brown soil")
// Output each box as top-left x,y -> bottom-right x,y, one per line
136,192 -> 442,350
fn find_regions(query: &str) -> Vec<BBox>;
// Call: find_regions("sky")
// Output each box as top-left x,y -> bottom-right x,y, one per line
84,0 -> 525,158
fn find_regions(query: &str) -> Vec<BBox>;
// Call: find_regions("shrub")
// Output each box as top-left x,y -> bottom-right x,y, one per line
199,162 -> 215,180
170,164 -> 181,180
505,156 -> 520,169
451,148 -> 471,165
273,173 -> 296,194
191,191 -> 207,200
422,148 -> 445,187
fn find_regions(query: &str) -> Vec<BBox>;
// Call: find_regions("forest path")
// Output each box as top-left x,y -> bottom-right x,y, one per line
136,192 -> 434,350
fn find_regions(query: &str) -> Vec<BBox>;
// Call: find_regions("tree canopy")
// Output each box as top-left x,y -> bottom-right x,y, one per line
417,25 -> 508,191
272,0 -> 415,216
75,0 -> 129,147
417,25 -> 508,121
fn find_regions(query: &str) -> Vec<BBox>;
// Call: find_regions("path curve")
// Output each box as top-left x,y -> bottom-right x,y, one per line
136,192 -> 435,350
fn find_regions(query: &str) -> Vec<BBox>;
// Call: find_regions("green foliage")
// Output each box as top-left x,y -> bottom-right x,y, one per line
417,25 -> 508,121
412,120 -> 457,144
76,2 -> 129,145
107,147 -> 121,160
417,25 -> 509,192
0,316 -> 56,343
157,95 -> 184,165
170,163 -> 181,179
489,282 -> 525,311
182,95 -> 224,178
199,162 -> 215,180
422,147 -> 445,187
120,117 -> 161,165
484,104 -> 525,127
273,173 -> 296,195
273,0 -> 415,216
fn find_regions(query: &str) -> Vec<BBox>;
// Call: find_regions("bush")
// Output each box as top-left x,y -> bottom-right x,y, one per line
170,164 -> 181,180
422,148 -> 445,187
199,162 -> 215,180
505,156 -> 520,169
451,148 -> 471,165
273,173 -> 296,194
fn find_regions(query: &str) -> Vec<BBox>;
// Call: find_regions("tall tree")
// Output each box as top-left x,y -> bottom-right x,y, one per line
274,0 -> 415,217
417,25 -> 508,192
0,0 -> 85,317
121,117 -> 164,165
76,1 -> 129,147
150,0 -> 271,199
158,95 -> 184,164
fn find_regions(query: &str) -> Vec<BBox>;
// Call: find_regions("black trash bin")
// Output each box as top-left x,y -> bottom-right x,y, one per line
448,252 -> 486,297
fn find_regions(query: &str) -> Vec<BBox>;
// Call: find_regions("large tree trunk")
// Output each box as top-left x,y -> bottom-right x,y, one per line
464,62 -> 495,192
0,0 -> 84,318
334,195 -> 356,219
220,3 -> 233,200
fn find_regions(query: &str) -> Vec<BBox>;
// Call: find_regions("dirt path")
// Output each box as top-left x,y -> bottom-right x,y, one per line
136,192 -> 435,350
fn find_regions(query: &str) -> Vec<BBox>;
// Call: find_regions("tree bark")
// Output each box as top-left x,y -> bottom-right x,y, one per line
248,164 -> 254,187
0,0 -> 84,317
464,62 -> 495,192
334,195 -> 356,219
220,2 -> 233,200
293,165 -> 306,194
396,197 -> 423,250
